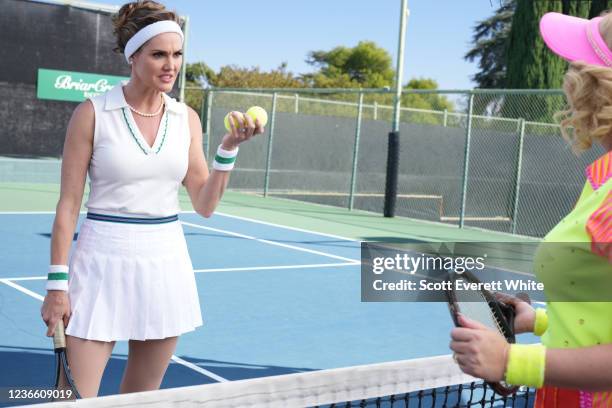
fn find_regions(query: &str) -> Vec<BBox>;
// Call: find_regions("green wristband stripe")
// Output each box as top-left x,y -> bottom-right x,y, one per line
48,272 -> 69,281
215,155 -> 236,164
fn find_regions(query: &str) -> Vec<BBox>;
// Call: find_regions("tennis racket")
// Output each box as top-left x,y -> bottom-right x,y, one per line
53,320 -> 81,400
446,270 -> 518,396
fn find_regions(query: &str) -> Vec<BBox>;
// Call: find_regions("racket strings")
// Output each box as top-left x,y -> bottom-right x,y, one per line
489,307 -> 505,333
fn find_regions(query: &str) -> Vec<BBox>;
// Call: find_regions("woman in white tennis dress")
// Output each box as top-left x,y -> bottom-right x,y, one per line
39,1 -> 263,398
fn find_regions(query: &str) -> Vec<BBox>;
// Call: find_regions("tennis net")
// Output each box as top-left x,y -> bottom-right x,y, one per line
22,354 -> 534,407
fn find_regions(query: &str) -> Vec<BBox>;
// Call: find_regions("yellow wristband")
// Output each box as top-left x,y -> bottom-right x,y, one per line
505,344 -> 546,388
534,308 -> 548,336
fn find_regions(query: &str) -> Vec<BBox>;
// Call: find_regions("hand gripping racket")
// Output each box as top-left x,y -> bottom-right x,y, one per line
53,320 -> 81,400
446,270 -> 518,396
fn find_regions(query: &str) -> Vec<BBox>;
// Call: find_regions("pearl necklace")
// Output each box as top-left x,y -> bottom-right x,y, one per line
128,95 -> 165,117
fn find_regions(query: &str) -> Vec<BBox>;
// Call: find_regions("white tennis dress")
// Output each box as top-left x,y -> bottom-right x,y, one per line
65,81 -> 203,341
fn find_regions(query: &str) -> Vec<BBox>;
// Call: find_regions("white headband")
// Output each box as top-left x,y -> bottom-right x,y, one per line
124,20 -> 184,63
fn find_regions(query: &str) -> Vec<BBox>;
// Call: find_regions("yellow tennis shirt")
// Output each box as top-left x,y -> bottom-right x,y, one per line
535,150 -> 611,349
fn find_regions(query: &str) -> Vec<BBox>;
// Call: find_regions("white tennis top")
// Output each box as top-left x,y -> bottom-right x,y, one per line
85,82 -> 191,217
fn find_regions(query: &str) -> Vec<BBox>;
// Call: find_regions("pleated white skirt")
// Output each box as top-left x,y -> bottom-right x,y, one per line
65,218 -> 203,341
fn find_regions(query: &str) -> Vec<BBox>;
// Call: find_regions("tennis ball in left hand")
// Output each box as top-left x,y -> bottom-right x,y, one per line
224,112 -> 245,131
246,106 -> 268,127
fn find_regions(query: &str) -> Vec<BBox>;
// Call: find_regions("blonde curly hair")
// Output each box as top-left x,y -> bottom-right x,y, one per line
557,63 -> 612,152
557,13 -> 612,153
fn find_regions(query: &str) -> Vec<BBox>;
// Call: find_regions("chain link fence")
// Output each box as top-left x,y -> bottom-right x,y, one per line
189,87 -> 604,238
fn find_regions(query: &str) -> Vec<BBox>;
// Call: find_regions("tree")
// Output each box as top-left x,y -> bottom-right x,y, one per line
468,0 -> 612,91
506,0 -> 592,90
206,63 -> 304,89
185,62 -> 215,88
397,79 -> 454,124
182,41 -> 453,124
303,41 -> 395,88
183,62 -> 304,114
589,0 -> 612,18
503,0 -> 593,121
465,0 -> 515,89
186,61 -> 304,89
402,79 -> 453,112
184,62 -> 215,114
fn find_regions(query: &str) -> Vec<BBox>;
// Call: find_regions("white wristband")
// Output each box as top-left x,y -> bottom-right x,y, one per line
213,145 -> 239,171
46,265 -> 69,291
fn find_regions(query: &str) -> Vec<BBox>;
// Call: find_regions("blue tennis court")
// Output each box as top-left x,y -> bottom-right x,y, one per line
2,207 -> 491,405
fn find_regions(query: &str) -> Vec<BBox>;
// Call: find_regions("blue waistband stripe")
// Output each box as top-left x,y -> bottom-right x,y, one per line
86,213 -> 179,224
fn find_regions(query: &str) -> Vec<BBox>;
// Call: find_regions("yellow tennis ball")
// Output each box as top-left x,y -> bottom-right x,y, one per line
246,106 -> 268,127
224,112 -> 245,131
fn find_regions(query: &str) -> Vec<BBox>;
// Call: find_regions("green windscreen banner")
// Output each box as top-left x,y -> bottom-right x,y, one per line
37,69 -> 129,102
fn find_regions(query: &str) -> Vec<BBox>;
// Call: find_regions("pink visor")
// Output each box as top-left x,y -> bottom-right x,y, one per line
540,12 -> 612,67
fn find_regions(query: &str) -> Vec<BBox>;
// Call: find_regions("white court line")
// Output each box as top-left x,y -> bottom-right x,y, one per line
0,211 -> 359,243
4,263 -> 358,282
213,211 -> 359,243
170,355 -> 228,383
0,279 -> 44,301
2,276 -> 46,281
0,210 -> 354,243
0,211 -> 58,215
0,214 -> 540,293
0,211 -> 360,263
0,213 -> 542,299
0,210 -> 357,243
194,262 -> 358,273
0,278 -> 226,382
181,221 -> 359,264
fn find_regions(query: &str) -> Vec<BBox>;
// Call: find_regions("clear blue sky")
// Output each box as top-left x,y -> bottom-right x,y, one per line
97,0 -> 498,90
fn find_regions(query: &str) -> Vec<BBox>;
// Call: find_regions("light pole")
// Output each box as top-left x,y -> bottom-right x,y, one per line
384,0 -> 410,217
392,0 -> 409,133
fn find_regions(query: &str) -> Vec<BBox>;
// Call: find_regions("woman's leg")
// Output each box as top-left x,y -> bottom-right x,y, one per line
61,335 -> 116,398
119,336 -> 178,393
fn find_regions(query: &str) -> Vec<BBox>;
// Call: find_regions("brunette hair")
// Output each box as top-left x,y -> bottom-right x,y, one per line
112,1 -> 180,54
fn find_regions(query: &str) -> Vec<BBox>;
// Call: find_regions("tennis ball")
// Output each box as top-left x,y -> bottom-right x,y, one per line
224,112 -> 244,131
246,106 -> 268,127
